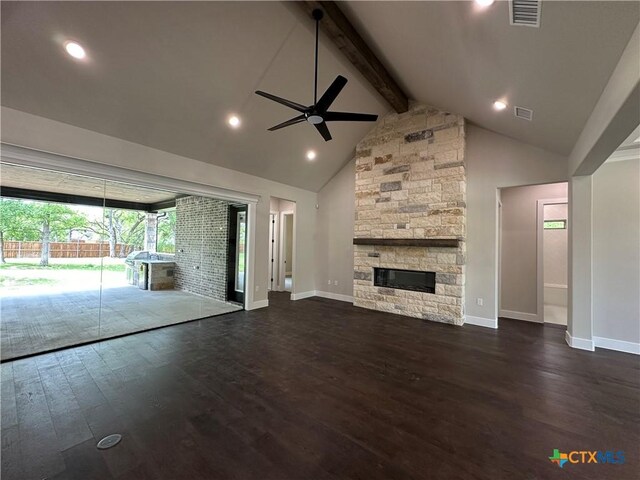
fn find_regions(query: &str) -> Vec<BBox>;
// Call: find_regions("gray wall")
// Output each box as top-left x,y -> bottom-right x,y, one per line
175,196 -> 229,301
593,158 -> 640,343
315,159 -> 356,298
465,125 -> 568,322
500,183 -> 567,316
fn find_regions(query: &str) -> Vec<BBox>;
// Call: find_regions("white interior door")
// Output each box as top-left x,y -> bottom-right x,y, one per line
540,202 -> 569,325
269,213 -> 278,291
279,212 -> 293,292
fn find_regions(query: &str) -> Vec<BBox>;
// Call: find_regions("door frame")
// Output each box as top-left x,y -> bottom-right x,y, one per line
536,198 -> 568,323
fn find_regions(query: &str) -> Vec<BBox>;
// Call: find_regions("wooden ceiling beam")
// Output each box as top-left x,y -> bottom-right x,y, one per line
299,1 -> 409,113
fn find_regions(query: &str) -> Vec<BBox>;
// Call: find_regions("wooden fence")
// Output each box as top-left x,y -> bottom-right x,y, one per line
2,241 -> 135,259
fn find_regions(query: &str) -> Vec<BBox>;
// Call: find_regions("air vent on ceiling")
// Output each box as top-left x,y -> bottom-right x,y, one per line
514,106 -> 534,121
510,0 -> 542,28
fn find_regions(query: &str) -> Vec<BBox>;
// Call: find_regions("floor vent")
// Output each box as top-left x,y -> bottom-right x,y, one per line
97,434 -> 122,450
510,0 -> 542,27
514,106 -> 534,121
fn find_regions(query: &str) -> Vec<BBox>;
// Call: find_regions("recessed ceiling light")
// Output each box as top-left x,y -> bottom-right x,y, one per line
306,150 -> 317,161
64,41 -> 86,59
493,100 -> 508,111
475,0 -> 495,6
228,115 -> 240,128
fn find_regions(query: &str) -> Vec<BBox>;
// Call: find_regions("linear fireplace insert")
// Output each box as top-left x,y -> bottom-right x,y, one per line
374,267 -> 436,293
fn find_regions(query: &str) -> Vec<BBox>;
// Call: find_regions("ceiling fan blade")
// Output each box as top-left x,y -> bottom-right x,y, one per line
255,91 -> 308,113
324,112 -> 378,122
268,114 -> 306,131
314,121 -> 332,142
315,75 -> 348,113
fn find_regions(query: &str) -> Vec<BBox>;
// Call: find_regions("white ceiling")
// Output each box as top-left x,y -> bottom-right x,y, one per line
1,2 -> 638,192
341,1 -> 639,155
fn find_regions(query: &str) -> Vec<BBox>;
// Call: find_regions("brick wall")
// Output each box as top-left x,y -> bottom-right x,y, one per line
175,196 -> 229,301
353,103 -> 466,325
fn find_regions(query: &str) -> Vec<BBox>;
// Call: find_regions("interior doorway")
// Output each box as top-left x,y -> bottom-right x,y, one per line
539,201 -> 568,325
269,197 -> 295,294
498,182 -> 568,324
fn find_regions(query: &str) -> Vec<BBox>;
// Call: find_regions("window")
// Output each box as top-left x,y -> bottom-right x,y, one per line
544,220 -> 566,230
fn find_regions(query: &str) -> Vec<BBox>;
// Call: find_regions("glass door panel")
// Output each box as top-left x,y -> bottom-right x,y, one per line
227,204 -> 247,305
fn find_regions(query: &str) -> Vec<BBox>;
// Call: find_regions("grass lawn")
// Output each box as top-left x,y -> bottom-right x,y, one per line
0,258 -> 126,289
0,261 -> 125,272
238,252 -> 245,273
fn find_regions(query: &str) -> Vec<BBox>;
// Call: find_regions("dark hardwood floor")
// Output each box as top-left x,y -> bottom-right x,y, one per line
1,292 -> 638,479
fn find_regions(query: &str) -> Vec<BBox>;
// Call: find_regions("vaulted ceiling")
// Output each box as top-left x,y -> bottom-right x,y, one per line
1,2 -> 638,192
1,2 -> 388,192
341,1 -> 639,155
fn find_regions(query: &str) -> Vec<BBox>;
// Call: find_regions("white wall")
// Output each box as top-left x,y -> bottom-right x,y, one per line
592,158 -> 640,346
465,125 -> 568,323
1,107 -> 318,308
315,159 -> 355,299
500,183 -> 567,317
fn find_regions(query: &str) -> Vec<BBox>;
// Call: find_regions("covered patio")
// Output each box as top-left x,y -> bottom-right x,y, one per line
0,163 -> 245,361
0,272 -> 241,361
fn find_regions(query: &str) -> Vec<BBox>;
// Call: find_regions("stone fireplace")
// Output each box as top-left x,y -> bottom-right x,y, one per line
353,103 -> 466,325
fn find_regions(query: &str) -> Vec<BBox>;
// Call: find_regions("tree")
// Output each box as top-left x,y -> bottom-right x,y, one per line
89,209 -> 145,257
157,210 -> 176,253
0,199 -> 36,263
28,203 -> 87,266
0,199 -> 87,265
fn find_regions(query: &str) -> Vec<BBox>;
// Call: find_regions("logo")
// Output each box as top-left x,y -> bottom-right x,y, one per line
549,449 -> 568,468
548,449 -> 625,468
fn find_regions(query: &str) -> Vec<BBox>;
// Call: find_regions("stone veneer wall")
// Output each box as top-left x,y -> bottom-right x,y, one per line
175,196 -> 229,301
353,104 -> 466,324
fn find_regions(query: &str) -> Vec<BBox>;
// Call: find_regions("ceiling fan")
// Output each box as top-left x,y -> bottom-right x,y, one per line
255,9 -> 378,142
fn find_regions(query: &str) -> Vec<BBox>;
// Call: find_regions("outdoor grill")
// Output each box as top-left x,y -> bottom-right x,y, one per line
124,250 -> 175,290
125,250 -> 149,286
125,250 -> 150,266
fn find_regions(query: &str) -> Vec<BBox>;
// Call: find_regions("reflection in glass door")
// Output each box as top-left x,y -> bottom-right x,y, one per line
227,204 -> 247,305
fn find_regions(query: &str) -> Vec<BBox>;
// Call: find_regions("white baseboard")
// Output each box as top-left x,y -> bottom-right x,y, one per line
246,299 -> 268,310
499,309 -> 541,323
314,291 -> 354,303
565,331 -> 595,351
593,336 -> 640,355
291,290 -> 316,301
465,315 -> 498,329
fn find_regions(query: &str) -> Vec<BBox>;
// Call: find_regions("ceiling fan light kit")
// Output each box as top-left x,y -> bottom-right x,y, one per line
255,8 -> 378,142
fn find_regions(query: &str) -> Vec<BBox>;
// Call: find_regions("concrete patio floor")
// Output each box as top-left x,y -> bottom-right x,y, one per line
0,286 -> 242,361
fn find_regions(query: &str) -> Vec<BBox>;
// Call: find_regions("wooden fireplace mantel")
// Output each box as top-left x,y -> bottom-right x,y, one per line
352,238 -> 460,248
